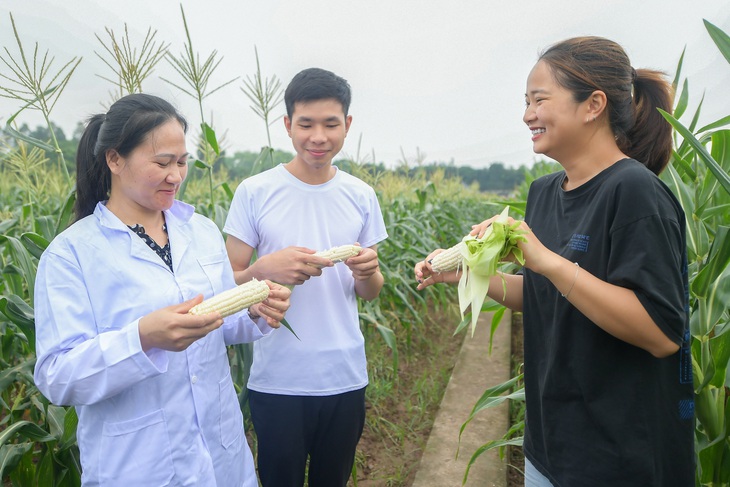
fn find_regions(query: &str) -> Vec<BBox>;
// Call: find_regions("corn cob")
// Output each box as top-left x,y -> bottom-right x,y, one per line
189,278 -> 269,318
430,241 -> 466,273
314,244 -> 362,264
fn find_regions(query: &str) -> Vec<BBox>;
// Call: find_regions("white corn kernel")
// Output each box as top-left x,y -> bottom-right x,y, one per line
314,244 -> 362,264
430,242 -> 466,273
189,278 -> 269,318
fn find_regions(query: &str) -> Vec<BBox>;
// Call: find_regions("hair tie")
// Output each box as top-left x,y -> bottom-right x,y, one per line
630,67 -> 637,83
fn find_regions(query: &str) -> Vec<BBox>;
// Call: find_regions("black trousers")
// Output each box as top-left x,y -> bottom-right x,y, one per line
248,387 -> 367,487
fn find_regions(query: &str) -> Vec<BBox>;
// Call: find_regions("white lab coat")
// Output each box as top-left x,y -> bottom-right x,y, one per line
34,201 -> 271,487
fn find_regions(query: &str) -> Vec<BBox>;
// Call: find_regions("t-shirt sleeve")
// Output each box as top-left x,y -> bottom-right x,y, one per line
357,187 -> 388,248
607,213 -> 687,345
223,182 -> 259,248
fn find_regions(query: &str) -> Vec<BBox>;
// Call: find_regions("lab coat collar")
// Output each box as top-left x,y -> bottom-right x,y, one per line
93,200 -> 195,273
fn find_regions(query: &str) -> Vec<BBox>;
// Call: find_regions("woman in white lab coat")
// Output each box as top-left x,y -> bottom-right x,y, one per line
33,93 -> 291,487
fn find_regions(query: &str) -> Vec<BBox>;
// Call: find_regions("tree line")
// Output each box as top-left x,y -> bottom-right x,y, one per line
3,123 -> 533,194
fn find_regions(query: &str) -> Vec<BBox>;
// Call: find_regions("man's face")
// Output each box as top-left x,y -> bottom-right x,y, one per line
284,98 -> 352,171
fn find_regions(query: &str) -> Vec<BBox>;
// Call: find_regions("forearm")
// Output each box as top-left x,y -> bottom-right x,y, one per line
355,270 -> 384,301
487,273 -> 524,311
543,258 -> 679,357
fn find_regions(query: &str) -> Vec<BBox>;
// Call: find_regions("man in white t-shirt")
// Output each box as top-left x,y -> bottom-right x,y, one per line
224,67 -> 388,487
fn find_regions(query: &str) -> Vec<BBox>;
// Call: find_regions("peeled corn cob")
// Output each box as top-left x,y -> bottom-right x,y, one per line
314,244 -> 362,264
189,278 -> 269,318
430,241 -> 466,273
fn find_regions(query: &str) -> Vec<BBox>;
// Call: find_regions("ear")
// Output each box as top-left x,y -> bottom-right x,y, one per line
344,115 -> 353,135
585,90 -> 608,123
106,149 -> 123,175
284,116 -> 292,137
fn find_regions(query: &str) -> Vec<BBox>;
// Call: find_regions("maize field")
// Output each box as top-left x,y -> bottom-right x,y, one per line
1,9 -> 729,487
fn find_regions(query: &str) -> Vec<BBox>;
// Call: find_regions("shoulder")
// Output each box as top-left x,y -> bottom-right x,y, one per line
42,215 -> 100,264
334,168 -> 378,195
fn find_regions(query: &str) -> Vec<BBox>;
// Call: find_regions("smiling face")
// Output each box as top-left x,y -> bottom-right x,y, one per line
106,119 -> 189,223
523,60 -> 589,162
284,98 -> 352,180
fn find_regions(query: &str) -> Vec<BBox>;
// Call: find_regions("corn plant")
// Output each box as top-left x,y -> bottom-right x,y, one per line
162,4 -> 237,207
0,13 -> 81,179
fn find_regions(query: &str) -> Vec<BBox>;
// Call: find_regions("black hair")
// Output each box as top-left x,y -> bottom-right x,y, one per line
74,93 -> 188,221
284,67 -> 352,118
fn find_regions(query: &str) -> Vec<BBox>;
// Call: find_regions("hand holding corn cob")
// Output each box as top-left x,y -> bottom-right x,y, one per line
189,279 -> 292,329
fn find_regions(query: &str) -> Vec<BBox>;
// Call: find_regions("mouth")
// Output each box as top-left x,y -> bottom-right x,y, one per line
307,149 -> 329,157
529,127 -> 545,141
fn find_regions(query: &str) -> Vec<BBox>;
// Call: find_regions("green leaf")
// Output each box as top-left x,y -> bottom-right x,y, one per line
201,122 -> 220,155
0,235 -> 38,304
0,443 -> 33,480
697,114 -> 730,134
279,318 -> 299,340
659,109 -> 730,196
461,437 -> 523,485
0,295 -> 35,351
3,124 -> 56,152
674,78 -> 689,120
704,19 -> 730,65
55,191 -> 76,235
0,421 -> 54,444
20,232 -> 49,260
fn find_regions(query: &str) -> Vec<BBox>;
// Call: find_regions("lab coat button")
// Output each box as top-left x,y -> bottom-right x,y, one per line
191,375 -> 198,384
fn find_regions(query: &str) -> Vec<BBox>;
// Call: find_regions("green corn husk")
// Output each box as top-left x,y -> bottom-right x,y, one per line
457,206 -> 526,336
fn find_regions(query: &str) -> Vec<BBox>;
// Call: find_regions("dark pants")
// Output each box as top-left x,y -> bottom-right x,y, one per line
248,387 -> 367,487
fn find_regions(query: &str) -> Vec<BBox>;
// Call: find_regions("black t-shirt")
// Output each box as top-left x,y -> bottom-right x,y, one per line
522,159 -> 695,486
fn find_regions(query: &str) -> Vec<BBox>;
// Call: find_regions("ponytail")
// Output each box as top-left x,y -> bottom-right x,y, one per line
74,114 -> 111,221
622,70 -> 674,175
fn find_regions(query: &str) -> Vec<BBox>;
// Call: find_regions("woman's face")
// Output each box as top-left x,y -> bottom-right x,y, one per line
107,119 -> 189,217
523,60 -> 587,162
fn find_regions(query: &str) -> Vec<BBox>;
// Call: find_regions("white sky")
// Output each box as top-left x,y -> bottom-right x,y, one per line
1,0 -> 729,168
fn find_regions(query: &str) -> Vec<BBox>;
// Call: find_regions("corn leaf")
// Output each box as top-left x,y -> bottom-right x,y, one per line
659,109 -> 730,196
704,19 -> 730,65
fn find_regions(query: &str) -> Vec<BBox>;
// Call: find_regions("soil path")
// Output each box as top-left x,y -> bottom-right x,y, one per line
411,310 -> 511,487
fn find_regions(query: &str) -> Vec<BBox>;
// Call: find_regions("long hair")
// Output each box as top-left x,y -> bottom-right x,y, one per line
539,36 -> 674,175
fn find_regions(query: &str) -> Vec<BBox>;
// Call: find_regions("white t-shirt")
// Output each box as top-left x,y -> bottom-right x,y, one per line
224,164 -> 388,395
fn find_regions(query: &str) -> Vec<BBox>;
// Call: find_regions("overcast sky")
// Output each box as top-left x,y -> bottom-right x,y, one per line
1,1 -> 728,168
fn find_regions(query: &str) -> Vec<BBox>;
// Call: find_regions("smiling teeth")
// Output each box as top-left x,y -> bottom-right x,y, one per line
531,128 -> 546,135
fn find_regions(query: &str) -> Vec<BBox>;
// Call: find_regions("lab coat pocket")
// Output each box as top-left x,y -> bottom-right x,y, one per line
219,372 -> 244,449
198,252 -> 230,296
100,409 -> 174,486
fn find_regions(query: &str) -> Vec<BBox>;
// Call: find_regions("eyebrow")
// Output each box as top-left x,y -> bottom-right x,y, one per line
526,88 -> 550,97
154,152 -> 191,159
296,116 -> 342,123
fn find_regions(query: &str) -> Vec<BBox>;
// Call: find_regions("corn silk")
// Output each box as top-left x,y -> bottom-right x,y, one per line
457,206 -> 527,335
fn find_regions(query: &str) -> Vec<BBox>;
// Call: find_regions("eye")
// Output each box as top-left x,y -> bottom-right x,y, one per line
299,124 -> 311,129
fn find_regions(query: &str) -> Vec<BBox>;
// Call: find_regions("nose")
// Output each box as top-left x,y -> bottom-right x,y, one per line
166,165 -> 185,184
523,106 -> 535,126
310,125 -> 327,144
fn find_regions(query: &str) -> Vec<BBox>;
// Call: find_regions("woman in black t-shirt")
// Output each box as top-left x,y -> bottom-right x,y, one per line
415,37 -> 694,486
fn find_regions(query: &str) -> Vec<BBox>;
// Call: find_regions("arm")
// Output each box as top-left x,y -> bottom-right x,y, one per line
345,244 -> 384,301
514,220 -> 679,358
414,249 -> 524,310
225,235 -> 331,286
